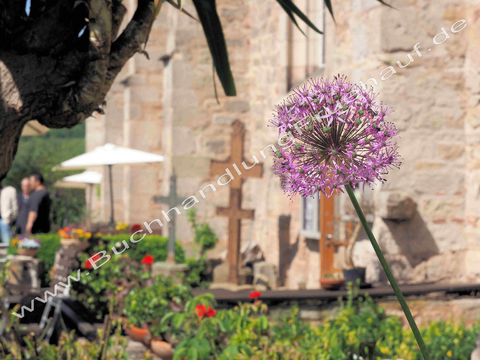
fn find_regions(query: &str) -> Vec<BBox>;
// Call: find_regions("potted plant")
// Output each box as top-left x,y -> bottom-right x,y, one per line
13,236 -> 41,257
342,222 -> 367,286
123,276 -> 192,343
57,227 -> 92,251
320,273 -> 346,290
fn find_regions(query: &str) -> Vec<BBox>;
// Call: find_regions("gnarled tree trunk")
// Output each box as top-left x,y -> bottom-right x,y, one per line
0,0 -> 162,178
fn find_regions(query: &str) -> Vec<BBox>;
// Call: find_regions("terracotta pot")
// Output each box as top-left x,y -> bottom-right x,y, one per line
125,325 -> 150,343
320,277 -> 346,291
17,249 -> 38,257
150,338 -> 174,360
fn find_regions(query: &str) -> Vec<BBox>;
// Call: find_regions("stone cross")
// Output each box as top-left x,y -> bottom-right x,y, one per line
153,171 -> 185,263
210,120 -> 263,283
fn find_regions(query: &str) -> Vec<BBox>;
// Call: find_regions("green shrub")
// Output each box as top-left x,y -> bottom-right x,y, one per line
187,209 -> 218,252
160,287 -> 480,360
184,209 -> 218,287
102,233 -> 186,264
123,276 -> 192,333
70,234 -> 187,320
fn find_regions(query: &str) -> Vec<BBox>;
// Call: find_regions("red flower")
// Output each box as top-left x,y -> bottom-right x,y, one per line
195,304 -> 207,319
141,255 -> 154,265
84,253 -> 102,269
195,304 -> 216,319
249,291 -> 262,299
131,224 -> 142,233
206,306 -> 216,318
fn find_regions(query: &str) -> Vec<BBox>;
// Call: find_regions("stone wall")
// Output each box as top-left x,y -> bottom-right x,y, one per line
86,0 -> 480,288
322,0 -> 479,283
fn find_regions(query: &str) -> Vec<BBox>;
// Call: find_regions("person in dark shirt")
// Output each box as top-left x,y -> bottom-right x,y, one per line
16,177 -> 32,235
26,172 -> 51,235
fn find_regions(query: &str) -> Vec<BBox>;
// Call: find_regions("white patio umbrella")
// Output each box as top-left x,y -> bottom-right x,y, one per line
54,143 -> 164,225
55,171 -> 102,189
54,171 -> 102,220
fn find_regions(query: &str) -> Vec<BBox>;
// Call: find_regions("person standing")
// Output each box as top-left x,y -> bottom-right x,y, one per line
0,182 -> 19,244
15,178 -> 32,235
26,172 -> 51,235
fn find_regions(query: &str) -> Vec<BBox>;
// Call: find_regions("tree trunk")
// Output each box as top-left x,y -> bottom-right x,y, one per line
0,0 -> 162,178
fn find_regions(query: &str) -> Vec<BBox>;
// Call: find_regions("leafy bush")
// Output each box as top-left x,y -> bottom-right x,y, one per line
187,209 -> 218,252
123,276 -> 192,333
70,234 -> 187,320
184,209 -> 218,287
70,251 -> 149,320
102,233 -> 186,264
159,287 -> 480,360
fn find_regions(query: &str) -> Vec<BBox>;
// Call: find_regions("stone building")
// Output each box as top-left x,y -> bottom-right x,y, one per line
86,0 -> 480,289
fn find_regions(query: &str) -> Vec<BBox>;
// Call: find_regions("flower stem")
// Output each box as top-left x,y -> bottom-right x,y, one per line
344,184 -> 430,360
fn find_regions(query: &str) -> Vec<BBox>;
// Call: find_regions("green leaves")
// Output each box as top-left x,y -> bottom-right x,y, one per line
276,0 -> 323,35
324,0 -> 335,22
193,0 -> 236,96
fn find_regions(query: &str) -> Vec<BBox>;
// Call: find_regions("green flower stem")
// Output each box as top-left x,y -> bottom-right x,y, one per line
344,184 -> 430,360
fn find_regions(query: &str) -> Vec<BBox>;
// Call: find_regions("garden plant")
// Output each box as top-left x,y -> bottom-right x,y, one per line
160,287 -> 480,360
271,76 -> 428,358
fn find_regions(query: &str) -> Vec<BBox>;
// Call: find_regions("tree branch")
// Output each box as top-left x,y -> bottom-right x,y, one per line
101,0 -> 161,98
75,0 -> 113,109
111,0 -> 127,41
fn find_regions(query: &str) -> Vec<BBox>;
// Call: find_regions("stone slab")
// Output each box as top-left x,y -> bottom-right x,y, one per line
213,262 -> 229,284
253,261 -> 277,289
2,255 -> 45,290
376,191 -> 416,220
152,262 -> 188,283
209,283 -> 254,291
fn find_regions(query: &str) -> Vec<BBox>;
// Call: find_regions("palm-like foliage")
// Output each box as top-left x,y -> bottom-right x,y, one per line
189,0 -> 391,96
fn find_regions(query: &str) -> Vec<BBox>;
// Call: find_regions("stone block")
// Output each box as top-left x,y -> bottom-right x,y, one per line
253,261 -> 277,289
212,114 -> 237,125
172,156 -> 210,177
438,143 -> 465,160
130,87 -> 160,103
152,262 -> 188,283
376,191 -> 416,220
205,140 -> 225,153
172,127 -> 196,156
3,256 -> 45,290
238,266 -> 253,285
125,75 -> 147,86
213,262 -> 229,284
224,101 -> 250,113
253,273 -> 270,289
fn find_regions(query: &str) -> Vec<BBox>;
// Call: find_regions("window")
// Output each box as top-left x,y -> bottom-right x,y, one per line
287,0 -> 326,90
300,193 -> 320,238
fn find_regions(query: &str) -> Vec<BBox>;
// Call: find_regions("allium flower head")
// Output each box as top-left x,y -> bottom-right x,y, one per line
271,75 -> 401,198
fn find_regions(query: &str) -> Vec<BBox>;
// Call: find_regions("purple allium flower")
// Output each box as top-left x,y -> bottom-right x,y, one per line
271,75 -> 401,198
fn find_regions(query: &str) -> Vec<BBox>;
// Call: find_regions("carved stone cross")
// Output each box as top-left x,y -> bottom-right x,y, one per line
210,120 -> 263,283
153,171 -> 185,263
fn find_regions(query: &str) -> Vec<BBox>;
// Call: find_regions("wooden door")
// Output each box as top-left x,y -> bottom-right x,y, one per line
319,193 -> 349,279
